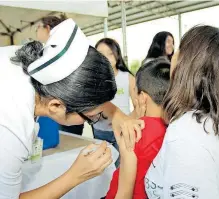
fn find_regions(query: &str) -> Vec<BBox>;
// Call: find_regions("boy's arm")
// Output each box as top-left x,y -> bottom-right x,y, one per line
115,136 -> 137,199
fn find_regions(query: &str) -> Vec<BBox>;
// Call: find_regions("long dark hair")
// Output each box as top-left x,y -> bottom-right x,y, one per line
163,25 -> 219,135
145,31 -> 174,61
95,38 -> 132,75
11,41 -> 117,113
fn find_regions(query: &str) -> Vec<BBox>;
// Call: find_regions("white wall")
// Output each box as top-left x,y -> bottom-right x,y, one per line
88,16 -> 179,65
14,25 -> 37,45
88,5 -> 219,66
181,6 -> 219,34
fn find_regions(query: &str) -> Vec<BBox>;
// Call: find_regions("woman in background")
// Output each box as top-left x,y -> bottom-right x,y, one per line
36,15 -> 66,43
142,31 -> 174,64
93,38 -> 136,167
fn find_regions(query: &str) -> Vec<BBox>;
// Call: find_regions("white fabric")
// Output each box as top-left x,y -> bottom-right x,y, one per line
28,19 -> 89,85
21,133 -> 119,199
145,111 -> 219,199
0,1 -> 108,17
0,126 -> 28,199
0,46 -> 36,153
94,71 -> 130,131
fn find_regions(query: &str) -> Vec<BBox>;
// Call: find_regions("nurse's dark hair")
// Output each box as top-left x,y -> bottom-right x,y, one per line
136,57 -> 170,105
163,25 -> 219,136
11,41 -> 117,113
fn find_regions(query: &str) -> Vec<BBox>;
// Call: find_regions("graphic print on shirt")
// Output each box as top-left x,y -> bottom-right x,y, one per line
169,183 -> 199,199
146,178 -> 199,199
145,178 -> 163,199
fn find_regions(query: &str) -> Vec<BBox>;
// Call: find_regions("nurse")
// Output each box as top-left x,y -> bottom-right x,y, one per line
0,19 -> 143,199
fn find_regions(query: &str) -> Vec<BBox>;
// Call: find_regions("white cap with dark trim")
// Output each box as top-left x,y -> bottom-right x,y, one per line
27,18 -> 89,85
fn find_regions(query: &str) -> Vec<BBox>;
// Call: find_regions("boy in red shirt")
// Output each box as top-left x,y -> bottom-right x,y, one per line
105,57 -> 170,199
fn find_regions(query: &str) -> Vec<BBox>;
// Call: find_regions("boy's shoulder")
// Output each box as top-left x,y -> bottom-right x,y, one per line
140,116 -> 167,131
138,116 -> 167,145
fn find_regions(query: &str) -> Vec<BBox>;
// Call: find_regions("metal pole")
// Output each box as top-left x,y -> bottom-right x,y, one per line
121,1 -> 128,65
104,18 -> 108,37
178,13 -> 182,40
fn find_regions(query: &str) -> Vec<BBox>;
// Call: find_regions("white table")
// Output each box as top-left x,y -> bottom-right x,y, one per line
21,133 -> 118,199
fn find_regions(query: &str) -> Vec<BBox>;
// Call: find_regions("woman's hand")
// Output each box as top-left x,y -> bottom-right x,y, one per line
112,113 -> 144,151
101,102 -> 145,151
20,142 -> 112,199
133,98 -> 147,119
130,98 -> 147,119
69,141 -> 113,184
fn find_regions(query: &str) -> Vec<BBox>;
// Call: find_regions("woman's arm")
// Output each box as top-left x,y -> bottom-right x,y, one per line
20,142 -> 112,199
0,125 -> 112,199
101,102 -> 144,150
20,169 -> 82,199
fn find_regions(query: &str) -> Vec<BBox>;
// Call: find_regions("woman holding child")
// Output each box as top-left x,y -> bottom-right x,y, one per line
146,25 -> 219,199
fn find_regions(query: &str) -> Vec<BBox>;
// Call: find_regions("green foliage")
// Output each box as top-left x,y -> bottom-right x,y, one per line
129,59 -> 141,75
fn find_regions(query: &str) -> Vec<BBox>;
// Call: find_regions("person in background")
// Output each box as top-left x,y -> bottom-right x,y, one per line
36,15 -> 85,136
93,38 -> 136,167
105,57 -> 170,199
142,31 -> 174,64
36,15 -> 66,43
146,25 -> 219,199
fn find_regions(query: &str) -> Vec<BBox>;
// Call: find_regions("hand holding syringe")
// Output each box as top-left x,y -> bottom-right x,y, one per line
82,141 -> 112,156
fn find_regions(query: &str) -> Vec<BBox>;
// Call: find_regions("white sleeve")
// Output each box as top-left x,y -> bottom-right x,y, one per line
163,139 -> 219,199
0,125 -> 28,199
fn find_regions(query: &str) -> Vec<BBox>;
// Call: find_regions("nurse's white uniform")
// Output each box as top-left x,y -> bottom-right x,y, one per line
0,18 -> 89,199
0,46 -> 35,199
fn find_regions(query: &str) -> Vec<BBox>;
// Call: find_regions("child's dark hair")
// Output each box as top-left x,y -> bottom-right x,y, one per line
136,57 -> 170,105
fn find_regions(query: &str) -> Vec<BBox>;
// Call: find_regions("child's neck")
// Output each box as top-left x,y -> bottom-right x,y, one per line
145,104 -> 163,118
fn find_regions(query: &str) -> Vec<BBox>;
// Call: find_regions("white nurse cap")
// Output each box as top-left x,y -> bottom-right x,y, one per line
27,18 -> 89,85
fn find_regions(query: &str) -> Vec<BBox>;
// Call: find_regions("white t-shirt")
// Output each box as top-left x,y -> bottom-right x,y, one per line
0,46 -> 35,198
145,111 -> 219,199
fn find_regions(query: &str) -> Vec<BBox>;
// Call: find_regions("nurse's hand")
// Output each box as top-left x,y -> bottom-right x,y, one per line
69,141 -> 112,184
20,142 -> 112,199
112,113 -> 144,151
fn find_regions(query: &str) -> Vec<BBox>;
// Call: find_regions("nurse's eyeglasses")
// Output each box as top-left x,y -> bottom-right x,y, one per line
78,112 -> 103,125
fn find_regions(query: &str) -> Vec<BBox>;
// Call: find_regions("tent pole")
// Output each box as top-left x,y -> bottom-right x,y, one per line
104,18 -> 108,37
10,33 -> 14,45
121,1 -> 128,65
178,13 -> 182,40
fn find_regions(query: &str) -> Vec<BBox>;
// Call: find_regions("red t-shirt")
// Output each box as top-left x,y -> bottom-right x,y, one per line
106,117 -> 166,199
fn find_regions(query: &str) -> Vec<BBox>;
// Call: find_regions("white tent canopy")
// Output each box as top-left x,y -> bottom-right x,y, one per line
0,0 -> 108,45
0,0 -> 108,17
1,0 -> 219,47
